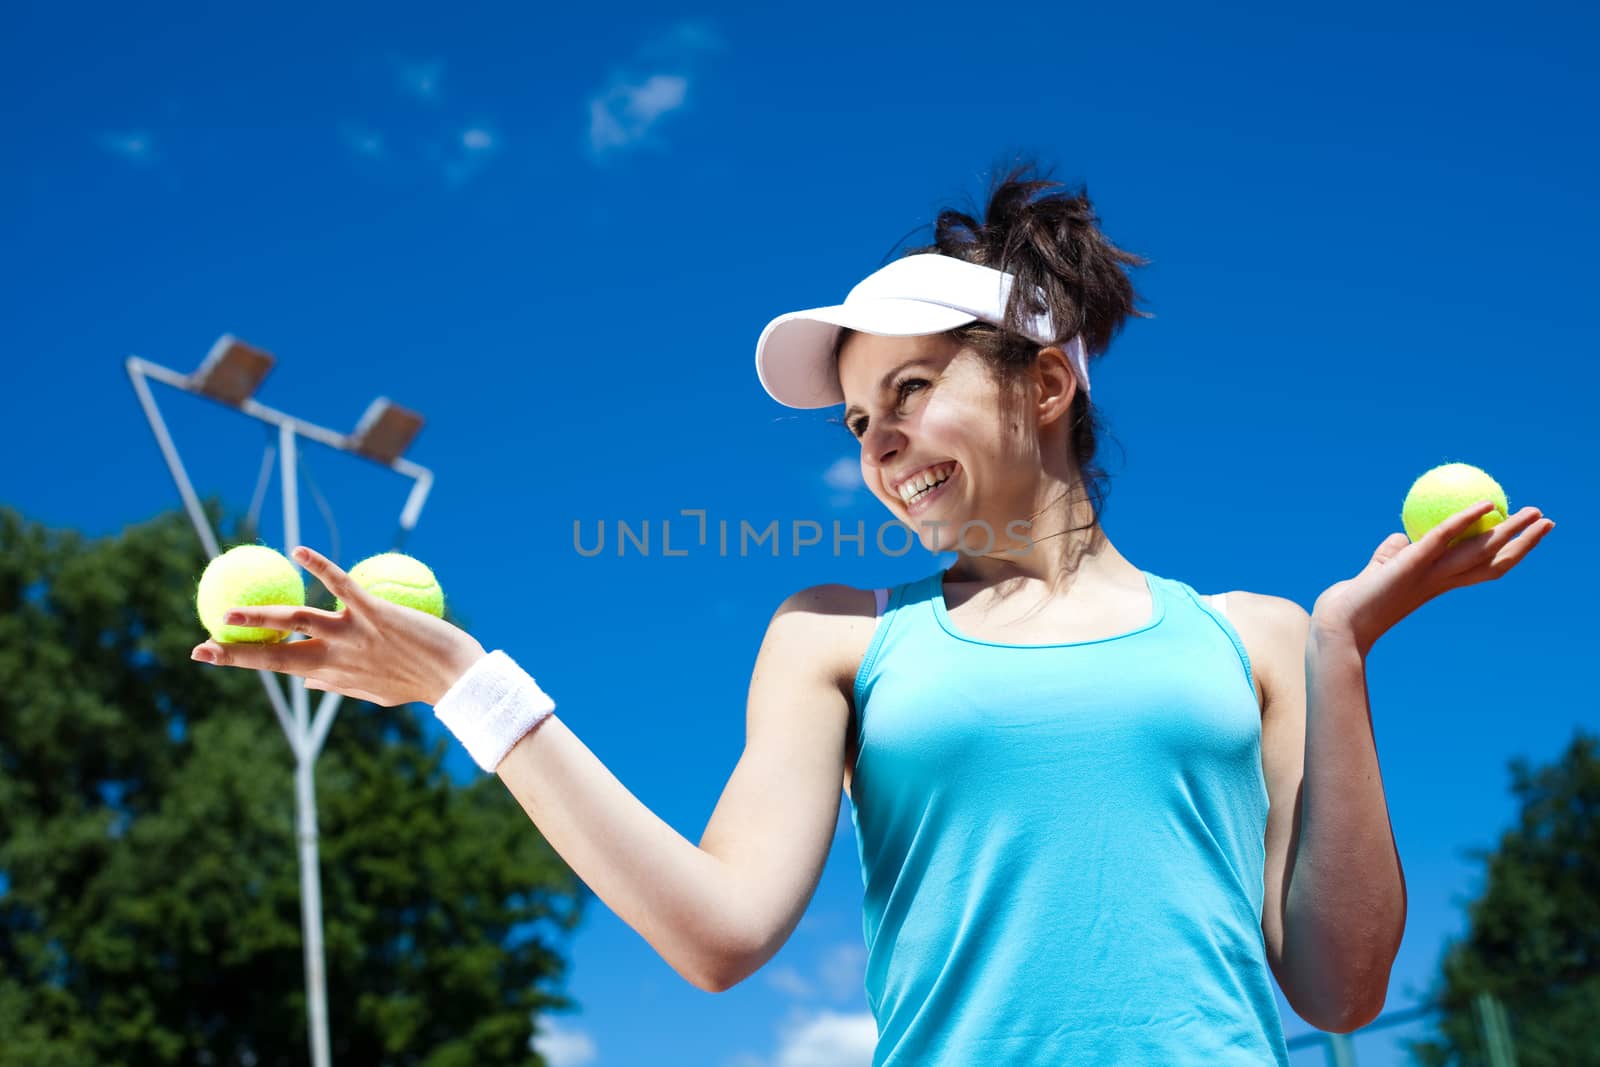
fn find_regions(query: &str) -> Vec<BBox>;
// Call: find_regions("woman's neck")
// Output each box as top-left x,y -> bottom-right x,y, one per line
945,480 -> 1139,597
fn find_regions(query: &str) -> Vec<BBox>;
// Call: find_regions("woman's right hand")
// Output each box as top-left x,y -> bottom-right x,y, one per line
190,545 -> 487,707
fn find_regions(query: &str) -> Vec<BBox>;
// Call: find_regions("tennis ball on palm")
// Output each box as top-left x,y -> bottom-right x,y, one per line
1402,462 -> 1509,546
195,544 -> 306,644
335,552 -> 445,618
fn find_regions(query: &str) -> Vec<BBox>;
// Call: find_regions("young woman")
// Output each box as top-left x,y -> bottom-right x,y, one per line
192,162 -> 1554,1065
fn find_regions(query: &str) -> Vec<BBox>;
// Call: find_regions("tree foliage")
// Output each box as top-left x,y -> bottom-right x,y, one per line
0,502 -> 590,1066
1408,729 -> 1600,1066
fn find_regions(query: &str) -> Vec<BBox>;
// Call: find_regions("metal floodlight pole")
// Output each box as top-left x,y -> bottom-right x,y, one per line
126,336 -> 434,1067
1325,1032 -> 1357,1067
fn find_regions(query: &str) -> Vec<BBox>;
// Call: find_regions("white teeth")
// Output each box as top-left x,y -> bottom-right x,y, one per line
897,463 -> 955,504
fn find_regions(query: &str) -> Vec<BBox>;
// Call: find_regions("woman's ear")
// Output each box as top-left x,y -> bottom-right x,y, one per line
1033,346 -> 1079,427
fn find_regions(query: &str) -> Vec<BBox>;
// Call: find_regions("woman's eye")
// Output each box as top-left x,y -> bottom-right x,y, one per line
847,380 -> 929,440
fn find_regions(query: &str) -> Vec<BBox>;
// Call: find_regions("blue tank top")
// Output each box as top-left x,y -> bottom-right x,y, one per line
848,566 -> 1290,1066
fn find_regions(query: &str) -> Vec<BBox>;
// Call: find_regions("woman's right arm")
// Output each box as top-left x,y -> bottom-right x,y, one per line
489,583 -> 858,993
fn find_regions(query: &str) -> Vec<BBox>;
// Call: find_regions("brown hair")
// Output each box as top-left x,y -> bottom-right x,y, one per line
831,156 -> 1149,554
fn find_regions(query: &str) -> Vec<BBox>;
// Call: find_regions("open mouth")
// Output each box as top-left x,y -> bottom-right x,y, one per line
902,464 -> 958,516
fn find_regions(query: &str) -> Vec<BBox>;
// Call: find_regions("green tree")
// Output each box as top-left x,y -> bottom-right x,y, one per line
0,502 -> 590,1066
1408,729 -> 1600,1067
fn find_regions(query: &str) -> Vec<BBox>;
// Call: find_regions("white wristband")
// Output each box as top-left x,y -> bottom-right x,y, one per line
433,649 -> 556,773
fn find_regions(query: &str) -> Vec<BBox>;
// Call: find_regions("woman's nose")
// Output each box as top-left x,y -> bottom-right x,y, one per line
862,420 -> 905,462
865,439 -> 901,476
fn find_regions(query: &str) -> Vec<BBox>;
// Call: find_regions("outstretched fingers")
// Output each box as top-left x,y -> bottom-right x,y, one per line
192,634 -> 330,674
1474,508 -> 1552,577
1419,500 -> 1500,553
220,604 -> 345,640
1436,504 -> 1553,582
291,545 -> 372,612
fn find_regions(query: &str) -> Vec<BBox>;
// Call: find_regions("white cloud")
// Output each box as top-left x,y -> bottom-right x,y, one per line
767,939 -> 868,1005
587,100 -> 628,154
765,965 -> 816,998
588,74 -> 688,154
732,931 -> 875,1067
823,457 -> 863,492
344,58 -> 501,185
397,59 -> 443,102
97,131 -> 155,165
627,74 -> 690,125
585,19 -> 723,158
771,1009 -> 878,1067
444,123 -> 500,185
529,1016 -> 598,1067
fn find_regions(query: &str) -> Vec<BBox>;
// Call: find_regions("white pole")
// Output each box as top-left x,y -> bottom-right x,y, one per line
295,753 -> 332,1067
282,423 -> 332,1067
127,349 -> 433,1067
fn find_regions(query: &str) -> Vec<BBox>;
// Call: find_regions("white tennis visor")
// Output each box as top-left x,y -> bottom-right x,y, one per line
753,253 -> 1088,409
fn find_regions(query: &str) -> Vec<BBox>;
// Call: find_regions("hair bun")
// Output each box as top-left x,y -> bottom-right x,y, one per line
908,158 -> 1149,358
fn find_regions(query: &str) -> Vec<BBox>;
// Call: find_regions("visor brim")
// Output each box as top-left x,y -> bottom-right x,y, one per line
754,299 -> 978,409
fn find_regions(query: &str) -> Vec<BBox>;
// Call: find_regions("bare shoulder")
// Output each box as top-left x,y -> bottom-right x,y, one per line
772,584 -> 882,799
769,583 -> 881,695
1207,590 -> 1311,714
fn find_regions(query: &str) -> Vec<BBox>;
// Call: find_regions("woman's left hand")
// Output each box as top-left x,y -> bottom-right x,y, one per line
189,545 -> 486,707
1312,500 -> 1555,656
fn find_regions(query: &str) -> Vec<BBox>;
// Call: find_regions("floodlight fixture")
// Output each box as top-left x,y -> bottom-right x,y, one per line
191,334 -> 275,407
349,397 -> 424,465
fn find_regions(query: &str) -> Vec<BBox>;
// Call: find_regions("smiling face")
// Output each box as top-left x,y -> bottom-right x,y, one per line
837,329 -> 1078,558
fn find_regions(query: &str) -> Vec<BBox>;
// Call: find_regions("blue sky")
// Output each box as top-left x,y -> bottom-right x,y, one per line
3,1 -> 1596,1064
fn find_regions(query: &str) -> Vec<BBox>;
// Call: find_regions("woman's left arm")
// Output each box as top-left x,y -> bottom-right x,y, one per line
1277,618 -> 1405,1033
1282,499 -> 1554,1030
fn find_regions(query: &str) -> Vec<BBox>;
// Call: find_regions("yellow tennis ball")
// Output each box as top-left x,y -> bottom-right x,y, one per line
1401,462 -> 1510,546
195,544 -> 306,644
335,552 -> 445,618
